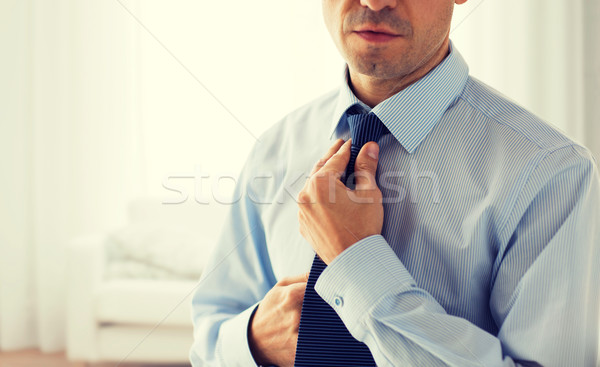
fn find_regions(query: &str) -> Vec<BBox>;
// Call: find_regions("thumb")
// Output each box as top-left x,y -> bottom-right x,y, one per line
354,142 -> 379,189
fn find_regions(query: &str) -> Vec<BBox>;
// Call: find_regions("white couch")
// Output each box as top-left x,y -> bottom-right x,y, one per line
66,199 -> 227,364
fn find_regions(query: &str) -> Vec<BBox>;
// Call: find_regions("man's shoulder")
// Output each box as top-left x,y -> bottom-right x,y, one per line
458,76 -> 598,192
459,76 -> 579,154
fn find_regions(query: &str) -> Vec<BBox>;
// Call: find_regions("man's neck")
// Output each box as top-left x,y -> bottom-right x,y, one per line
349,38 -> 450,108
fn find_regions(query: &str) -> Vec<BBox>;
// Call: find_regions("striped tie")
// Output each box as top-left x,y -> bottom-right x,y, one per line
295,109 -> 388,366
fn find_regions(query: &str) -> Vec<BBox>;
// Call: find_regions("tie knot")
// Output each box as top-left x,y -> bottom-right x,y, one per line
342,109 -> 388,188
346,111 -> 388,148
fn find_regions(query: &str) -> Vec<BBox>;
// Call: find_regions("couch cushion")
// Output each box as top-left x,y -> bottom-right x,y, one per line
105,223 -> 210,280
95,279 -> 196,327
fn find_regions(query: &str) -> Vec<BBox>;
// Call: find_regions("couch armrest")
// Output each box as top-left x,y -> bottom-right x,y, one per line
66,234 -> 106,362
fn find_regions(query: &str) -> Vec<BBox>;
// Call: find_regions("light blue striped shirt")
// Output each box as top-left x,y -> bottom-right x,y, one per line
190,43 -> 600,366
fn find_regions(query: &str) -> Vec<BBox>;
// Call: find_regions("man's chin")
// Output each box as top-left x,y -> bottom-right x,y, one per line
348,58 -> 407,80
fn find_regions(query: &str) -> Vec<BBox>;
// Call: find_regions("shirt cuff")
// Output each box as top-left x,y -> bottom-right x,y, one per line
215,303 -> 260,367
314,234 -> 417,341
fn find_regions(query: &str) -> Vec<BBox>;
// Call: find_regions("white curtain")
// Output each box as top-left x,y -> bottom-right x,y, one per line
451,0 -> 596,156
1,0 -> 144,351
1,0 -> 598,353
583,0 -> 600,160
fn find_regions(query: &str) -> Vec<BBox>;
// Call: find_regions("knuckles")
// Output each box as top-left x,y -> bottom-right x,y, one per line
354,160 -> 375,174
297,173 -> 331,204
314,158 -> 327,169
290,311 -> 301,329
282,286 -> 305,308
353,169 -> 375,182
297,190 -> 311,204
289,285 -> 305,301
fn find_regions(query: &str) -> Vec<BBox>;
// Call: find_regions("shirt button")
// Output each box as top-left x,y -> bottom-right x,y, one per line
334,296 -> 344,307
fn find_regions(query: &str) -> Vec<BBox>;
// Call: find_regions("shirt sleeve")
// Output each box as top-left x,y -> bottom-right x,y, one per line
189,144 -> 277,367
315,145 -> 600,366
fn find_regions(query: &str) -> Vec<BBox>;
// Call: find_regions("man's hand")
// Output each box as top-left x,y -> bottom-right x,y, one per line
298,139 -> 383,264
248,273 -> 308,367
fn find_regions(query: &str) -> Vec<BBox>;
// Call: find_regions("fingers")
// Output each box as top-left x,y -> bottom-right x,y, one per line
353,142 -> 379,189
321,139 -> 352,177
310,139 -> 345,176
277,272 -> 310,286
278,275 -> 308,308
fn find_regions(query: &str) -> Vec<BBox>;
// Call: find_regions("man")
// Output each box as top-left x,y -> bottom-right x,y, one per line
190,0 -> 600,366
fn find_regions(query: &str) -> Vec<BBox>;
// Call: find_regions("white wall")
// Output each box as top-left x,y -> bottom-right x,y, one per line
137,0 -> 342,201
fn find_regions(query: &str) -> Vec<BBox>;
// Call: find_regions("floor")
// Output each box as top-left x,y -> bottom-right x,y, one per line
0,349 -> 190,367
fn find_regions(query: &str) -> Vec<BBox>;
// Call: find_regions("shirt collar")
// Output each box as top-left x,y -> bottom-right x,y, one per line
330,41 -> 469,154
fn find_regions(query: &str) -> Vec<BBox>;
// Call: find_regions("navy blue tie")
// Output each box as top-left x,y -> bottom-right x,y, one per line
295,109 -> 388,367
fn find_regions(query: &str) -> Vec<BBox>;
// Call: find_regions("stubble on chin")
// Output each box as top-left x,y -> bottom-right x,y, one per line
348,45 -> 417,80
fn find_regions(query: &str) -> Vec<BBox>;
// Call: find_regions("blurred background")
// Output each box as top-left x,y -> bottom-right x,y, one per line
1,0 -> 599,365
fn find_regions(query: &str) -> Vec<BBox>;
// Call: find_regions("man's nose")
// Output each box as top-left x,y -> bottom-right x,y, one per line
359,0 -> 397,12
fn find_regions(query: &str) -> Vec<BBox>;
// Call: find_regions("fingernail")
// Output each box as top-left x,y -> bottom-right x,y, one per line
367,144 -> 379,160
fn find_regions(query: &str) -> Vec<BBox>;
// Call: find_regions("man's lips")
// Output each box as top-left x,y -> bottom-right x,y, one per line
353,30 -> 400,43
352,26 -> 401,43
